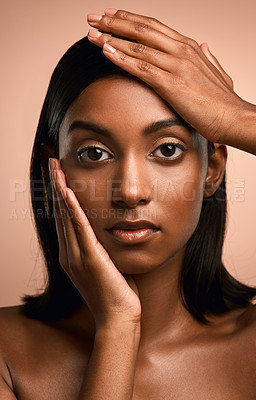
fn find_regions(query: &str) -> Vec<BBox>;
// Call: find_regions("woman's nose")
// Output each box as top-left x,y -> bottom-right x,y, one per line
111,155 -> 152,208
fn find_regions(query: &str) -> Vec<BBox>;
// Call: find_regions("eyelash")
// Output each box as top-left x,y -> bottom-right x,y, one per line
76,142 -> 186,164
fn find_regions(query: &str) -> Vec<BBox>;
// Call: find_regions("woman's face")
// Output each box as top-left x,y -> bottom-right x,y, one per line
58,76 -> 209,274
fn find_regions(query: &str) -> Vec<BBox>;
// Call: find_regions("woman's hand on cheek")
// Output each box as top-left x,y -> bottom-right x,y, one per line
87,9 -> 246,145
48,157 -> 141,331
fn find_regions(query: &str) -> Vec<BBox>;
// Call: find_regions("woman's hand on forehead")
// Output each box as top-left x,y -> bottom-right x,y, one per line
86,8 -> 250,149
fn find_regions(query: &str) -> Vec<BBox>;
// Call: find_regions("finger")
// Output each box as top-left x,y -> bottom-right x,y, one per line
88,11 -> 235,89
88,11 -> 233,88
89,30 -> 230,91
101,43 -> 170,94
200,43 -> 233,88
87,13 -> 192,55
49,158 -> 68,259
51,175 -> 68,259
52,167 -> 81,262
88,30 -> 176,73
53,161 -> 119,277
200,43 -> 226,74
104,8 -> 186,42
61,187 -> 118,276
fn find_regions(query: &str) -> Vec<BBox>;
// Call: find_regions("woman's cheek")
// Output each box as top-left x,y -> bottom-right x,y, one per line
163,173 -> 205,237
179,180 -> 205,237
179,177 -> 205,205
67,172 -> 110,225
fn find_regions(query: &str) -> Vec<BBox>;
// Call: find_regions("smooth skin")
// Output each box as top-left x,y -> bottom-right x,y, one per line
0,8 -> 256,400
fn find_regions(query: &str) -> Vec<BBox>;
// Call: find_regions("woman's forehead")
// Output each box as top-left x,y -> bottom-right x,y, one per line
59,75 -> 207,155
61,76 -> 182,132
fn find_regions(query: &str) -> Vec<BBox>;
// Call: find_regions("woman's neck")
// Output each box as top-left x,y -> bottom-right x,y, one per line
131,247 -> 200,350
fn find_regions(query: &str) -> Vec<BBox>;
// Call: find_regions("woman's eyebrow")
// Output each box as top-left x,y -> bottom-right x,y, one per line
144,118 -> 191,135
67,118 -> 190,137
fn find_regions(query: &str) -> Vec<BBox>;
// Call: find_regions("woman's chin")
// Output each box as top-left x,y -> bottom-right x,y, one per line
106,251 -> 166,275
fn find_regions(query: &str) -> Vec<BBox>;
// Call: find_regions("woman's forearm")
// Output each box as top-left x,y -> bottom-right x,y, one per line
221,101 -> 256,155
78,322 -> 141,400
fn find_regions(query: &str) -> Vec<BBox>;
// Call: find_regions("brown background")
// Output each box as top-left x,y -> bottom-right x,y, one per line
1,0 -> 256,307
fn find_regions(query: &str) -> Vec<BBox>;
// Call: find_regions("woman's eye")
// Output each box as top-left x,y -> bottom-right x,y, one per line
77,146 -> 112,163
77,142 -> 185,164
151,142 -> 186,160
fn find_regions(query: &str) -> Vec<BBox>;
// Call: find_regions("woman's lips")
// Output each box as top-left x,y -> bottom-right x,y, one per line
107,228 -> 160,244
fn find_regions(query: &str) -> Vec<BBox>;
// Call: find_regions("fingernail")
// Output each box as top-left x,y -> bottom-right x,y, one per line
104,8 -> 117,16
87,13 -> 102,23
103,43 -> 116,54
202,42 -> 210,52
88,29 -> 102,38
49,158 -> 54,171
49,157 -> 59,172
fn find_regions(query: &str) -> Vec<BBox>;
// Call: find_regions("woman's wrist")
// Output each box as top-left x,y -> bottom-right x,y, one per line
79,319 -> 140,399
96,319 -> 141,342
222,100 -> 256,155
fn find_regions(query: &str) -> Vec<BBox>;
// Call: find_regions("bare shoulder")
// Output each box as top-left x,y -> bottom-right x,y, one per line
0,304 -> 32,327
234,303 -> 256,366
0,305 -> 24,324
236,303 -> 256,330
0,305 -> 31,342
222,303 -> 256,341
0,305 -> 93,398
0,304 -> 93,353
0,305 -> 41,397
0,305 -> 48,346
0,304 -> 87,365
0,305 -> 52,365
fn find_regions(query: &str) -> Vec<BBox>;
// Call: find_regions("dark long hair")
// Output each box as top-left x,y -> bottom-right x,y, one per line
21,36 -> 256,324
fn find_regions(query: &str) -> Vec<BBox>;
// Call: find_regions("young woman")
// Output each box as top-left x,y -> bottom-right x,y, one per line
1,8 -> 256,399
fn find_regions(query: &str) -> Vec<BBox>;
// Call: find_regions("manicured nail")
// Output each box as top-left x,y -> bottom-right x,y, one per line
88,29 -> 102,38
87,14 -> 102,23
104,8 -> 117,16
103,43 -> 116,54
49,158 -> 56,171
202,42 -> 210,53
